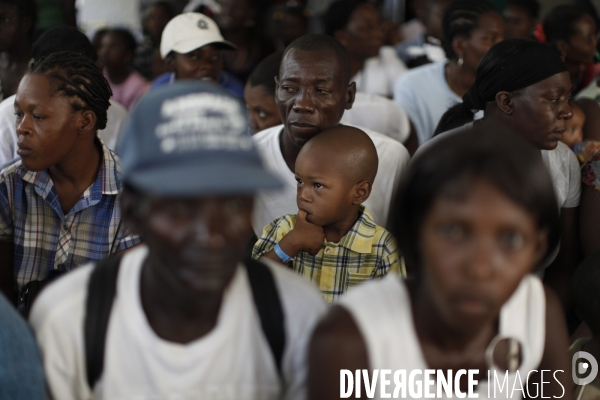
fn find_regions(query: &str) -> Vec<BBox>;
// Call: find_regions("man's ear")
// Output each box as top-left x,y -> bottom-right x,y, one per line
495,91 -> 515,115
78,110 -> 97,134
164,53 -> 175,72
345,81 -> 356,110
352,181 -> 372,205
120,189 -> 145,236
555,40 -> 569,61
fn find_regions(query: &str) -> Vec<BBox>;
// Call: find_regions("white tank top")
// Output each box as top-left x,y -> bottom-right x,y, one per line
338,274 -> 546,400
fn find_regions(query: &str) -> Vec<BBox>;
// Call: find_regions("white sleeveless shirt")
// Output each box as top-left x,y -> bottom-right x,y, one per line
338,274 -> 546,400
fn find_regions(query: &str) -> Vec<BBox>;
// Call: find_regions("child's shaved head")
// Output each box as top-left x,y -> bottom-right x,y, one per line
299,125 -> 378,184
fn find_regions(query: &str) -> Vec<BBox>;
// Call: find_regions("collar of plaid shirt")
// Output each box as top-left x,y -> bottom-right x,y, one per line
18,138 -> 120,216
334,205 -> 377,252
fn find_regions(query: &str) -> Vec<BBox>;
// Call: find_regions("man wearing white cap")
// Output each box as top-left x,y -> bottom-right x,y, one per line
150,12 -> 245,97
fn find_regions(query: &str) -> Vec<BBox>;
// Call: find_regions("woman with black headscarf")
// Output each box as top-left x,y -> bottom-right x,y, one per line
431,38 -> 580,319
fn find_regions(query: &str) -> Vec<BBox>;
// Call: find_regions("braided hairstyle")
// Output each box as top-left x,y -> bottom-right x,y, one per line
442,0 -> 497,61
28,51 -> 112,131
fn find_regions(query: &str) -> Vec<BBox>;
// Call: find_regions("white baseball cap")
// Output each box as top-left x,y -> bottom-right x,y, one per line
160,12 -> 236,59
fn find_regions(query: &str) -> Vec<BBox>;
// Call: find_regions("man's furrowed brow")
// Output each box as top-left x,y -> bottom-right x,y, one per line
279,76 -> 335,84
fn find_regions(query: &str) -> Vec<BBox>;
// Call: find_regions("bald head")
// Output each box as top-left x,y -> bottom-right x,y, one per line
299,125 -> 378,184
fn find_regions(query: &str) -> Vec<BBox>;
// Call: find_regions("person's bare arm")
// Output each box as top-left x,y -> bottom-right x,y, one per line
308,306 -> 370,400
526,287 -> 574,400
580,185 -> 600,257
544,207 -> 580,311
0,241 -> 15,304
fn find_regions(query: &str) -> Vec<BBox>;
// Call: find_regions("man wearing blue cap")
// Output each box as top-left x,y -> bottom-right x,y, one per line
29,82 -> 326,400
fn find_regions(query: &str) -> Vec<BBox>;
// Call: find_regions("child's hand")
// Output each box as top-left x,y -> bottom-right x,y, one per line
279,210 -> 325,257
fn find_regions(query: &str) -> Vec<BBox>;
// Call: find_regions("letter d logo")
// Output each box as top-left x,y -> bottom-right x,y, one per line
572,351 -> 598,385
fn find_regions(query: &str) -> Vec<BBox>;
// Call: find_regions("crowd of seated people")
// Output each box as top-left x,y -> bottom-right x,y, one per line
4,0 -> 600,399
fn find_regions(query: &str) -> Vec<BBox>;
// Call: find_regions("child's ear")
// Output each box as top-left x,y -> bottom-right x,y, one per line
352,181 -> 372,205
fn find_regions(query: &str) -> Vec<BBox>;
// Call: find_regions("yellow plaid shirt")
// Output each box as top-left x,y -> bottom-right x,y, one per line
252,207 -> 404,302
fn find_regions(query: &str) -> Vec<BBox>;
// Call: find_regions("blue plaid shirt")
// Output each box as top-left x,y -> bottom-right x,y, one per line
0,141 -> 140,289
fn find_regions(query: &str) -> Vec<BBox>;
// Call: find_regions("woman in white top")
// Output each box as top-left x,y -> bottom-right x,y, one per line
308,127 -> 573,400
322,0 -> 407,98
393,0 -> 503,145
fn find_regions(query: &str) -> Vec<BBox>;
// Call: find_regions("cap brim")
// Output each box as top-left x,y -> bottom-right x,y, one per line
164,37 -> 237,58
125,162 -> 283,196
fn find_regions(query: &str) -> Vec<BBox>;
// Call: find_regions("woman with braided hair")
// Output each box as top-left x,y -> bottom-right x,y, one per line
0,51 -> 140,315
393,0 -> 504,146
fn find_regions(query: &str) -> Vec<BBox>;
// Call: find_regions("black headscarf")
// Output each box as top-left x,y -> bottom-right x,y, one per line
434,38 -> 568,136
462,38 -> 568,110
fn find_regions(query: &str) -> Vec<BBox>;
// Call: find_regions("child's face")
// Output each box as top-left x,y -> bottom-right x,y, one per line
98,33 -> 132,70
294,147 -> 358,228
562,107 -> 585,147
418,178 -> 546,332
169,44 -> 223,83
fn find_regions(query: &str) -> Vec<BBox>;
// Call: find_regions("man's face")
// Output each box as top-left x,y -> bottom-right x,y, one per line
275,48 -> 354,148
134,194 -> 254,294
168,44 -> 224,83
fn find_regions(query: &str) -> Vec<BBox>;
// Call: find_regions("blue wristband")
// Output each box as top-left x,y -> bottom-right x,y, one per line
274,243 -> 294,263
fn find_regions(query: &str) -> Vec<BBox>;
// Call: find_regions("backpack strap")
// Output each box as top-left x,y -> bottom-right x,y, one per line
84,255 -> 122,390
84,255 -> 286,390
244,258 -> 286,377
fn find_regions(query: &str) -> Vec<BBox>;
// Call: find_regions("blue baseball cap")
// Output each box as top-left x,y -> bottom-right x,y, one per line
118,82 -> 282,195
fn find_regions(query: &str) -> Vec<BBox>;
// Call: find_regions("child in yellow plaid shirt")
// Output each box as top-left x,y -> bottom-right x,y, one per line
252,126 -> 404,302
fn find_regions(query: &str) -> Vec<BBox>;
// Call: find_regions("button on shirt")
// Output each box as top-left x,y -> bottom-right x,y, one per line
252,207 -> 404,303
0,142 -> 140,289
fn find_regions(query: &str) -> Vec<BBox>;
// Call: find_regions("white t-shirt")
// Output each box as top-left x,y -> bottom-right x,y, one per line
342,92 -> 411,144
30,245 -> 326,400
252,124 -> 410,235
0,94 -> 128,165
352,46 -> 408,98
393,61 -> 482,146
338,274 -> 546,400
415,123 -> 581,209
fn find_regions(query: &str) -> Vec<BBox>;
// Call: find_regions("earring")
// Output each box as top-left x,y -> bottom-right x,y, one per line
457,55 -> 464,66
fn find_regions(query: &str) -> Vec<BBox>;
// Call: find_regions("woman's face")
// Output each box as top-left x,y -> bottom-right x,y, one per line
510,71 -> 573,150
244,83 -> 281,133
566,14 -> 597,66
460,11 -> 505,72
339,3 -> 385,60
217,0 -> 253,31
419,178 -> 546,332
14,74 -> 82,172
